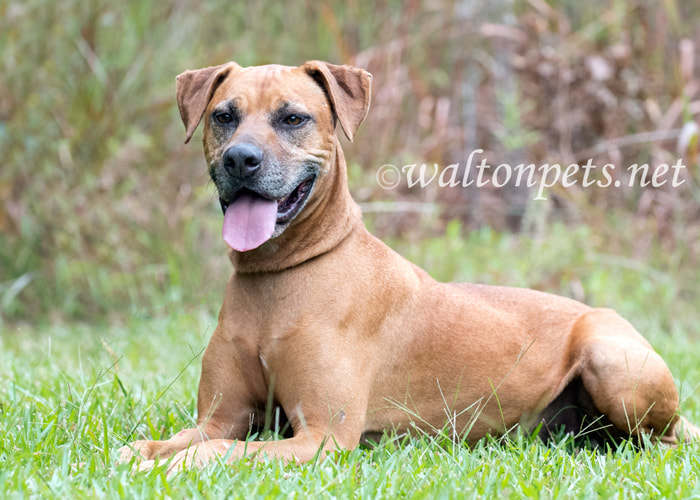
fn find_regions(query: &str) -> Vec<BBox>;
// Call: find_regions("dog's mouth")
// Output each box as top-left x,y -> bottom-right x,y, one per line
275,176 -> 315,223
219,176 -> 316,252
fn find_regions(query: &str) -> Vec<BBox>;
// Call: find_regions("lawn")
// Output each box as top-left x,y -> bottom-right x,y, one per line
2,224 -> 699,498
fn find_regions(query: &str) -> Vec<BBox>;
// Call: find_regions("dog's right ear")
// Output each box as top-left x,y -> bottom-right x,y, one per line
176,62 -> 241,144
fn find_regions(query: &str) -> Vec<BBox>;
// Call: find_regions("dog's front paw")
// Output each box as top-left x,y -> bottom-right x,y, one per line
118,428 -> 210,470
118,440 -> 164,464
165,440 -> 235,476
164,446 -> 209,477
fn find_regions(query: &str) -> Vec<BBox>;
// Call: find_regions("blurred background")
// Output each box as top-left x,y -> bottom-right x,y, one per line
1,0 -> 699,328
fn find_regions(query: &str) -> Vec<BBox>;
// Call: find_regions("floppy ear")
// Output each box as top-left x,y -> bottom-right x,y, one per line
300,61 -> 372,142
175,62 -> 241,143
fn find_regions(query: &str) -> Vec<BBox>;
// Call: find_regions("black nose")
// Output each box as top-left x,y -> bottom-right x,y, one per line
222,143 -> 263,178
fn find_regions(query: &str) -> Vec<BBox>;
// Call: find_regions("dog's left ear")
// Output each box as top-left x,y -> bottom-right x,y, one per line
176,62 -> 241,143
301,61 -> 372,142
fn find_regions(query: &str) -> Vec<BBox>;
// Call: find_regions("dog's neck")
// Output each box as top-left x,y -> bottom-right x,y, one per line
229,137 -> 362,273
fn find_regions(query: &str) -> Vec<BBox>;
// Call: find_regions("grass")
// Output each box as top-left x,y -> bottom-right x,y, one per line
1,224 -> 699,498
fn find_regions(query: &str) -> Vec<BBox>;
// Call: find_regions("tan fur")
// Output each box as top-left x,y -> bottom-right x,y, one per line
119,61 -> 698,474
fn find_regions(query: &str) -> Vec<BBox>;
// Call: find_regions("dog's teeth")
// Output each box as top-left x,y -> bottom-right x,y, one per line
219,199 -> 229,214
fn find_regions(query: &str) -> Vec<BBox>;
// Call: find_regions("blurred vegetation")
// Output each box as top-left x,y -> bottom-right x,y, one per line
1,0 -> 699,324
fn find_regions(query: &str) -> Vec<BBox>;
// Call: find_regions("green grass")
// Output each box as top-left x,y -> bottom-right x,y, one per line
2,224 -> 699,498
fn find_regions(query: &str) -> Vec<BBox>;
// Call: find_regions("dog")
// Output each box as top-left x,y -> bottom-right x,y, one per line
119,60 -> 698,473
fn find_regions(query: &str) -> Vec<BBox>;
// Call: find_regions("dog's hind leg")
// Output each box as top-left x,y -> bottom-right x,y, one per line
571,308 -> 686,443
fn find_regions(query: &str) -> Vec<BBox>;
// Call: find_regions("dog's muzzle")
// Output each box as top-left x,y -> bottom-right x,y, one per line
216,144 -> 317,253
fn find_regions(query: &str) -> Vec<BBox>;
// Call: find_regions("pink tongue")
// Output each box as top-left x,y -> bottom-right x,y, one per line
222,192 -> 278,252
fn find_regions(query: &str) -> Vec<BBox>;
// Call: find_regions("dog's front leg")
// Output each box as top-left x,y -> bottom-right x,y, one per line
118,395 -> 257,465
157,332 -> 370,474
119,324 -> 266,464
161,429 -> 343,475
118,426 -> 215,465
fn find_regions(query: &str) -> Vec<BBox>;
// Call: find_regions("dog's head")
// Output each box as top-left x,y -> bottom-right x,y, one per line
175,61 -> 372,252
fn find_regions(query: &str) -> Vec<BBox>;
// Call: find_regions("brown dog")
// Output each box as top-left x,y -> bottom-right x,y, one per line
120,60 -> 697,472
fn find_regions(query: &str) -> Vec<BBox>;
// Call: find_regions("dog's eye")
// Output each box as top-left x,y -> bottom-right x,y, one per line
283,114 -> 305,127
215,112 -> 234,124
